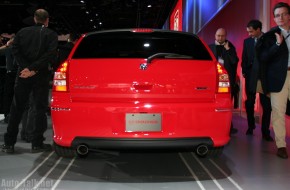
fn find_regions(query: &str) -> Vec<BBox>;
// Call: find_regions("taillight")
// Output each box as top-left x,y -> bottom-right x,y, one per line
131,28 -> 153,33
53,61 -> 68,92
217,63 -> 230,93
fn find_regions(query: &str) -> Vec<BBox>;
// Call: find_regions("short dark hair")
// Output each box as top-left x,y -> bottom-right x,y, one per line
247,20 -> 262,30
273,2 -> 290,15
34,9 -> 49,24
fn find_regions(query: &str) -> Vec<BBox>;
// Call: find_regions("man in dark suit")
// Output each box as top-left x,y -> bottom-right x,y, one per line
241,20 -> 273,141
1,9 -> 58,153
257,2 -> 290,159
209,28 -> 239,134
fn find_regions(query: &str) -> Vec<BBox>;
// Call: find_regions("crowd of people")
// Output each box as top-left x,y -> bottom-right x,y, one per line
210,2 -> 290,159
0,2 -> 290,159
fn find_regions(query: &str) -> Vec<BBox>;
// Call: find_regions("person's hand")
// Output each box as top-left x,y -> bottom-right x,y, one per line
275,32 -> 283,44
6,38 -> 13,47
224,40 -> 230,50
20,68 -> 36,78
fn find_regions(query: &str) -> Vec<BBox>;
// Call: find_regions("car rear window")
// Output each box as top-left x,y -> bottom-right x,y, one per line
72,31 -> 212,60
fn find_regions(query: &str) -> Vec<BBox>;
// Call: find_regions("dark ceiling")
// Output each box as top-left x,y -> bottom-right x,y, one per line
0,0 -> 177,35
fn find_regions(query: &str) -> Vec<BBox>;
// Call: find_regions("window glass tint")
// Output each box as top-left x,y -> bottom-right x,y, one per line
72,31 -> 212,60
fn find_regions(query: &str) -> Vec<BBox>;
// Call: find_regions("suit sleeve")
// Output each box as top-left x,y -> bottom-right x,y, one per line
226,45 -> 239,65
257,31 -> 280,64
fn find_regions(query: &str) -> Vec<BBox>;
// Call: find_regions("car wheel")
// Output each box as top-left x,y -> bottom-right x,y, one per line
54,142 -> 77,158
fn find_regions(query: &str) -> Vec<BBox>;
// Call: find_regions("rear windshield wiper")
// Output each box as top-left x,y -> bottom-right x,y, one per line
147,53 -> 193,64
140,53 -> 193,70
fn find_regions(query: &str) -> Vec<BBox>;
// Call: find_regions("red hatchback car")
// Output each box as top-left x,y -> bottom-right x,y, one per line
51,29 -> 232,158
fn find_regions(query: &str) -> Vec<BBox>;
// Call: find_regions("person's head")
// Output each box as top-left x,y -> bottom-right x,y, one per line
34,9 -> 49,27
215,28 -> 227,44
273,2 -> 290,28
246,19 -> 262,38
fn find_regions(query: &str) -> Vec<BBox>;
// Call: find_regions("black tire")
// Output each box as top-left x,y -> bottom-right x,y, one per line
54,142 -> 77,158
206,146 -> 224,157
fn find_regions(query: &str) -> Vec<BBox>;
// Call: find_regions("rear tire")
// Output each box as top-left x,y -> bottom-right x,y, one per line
54,142 -> 77,158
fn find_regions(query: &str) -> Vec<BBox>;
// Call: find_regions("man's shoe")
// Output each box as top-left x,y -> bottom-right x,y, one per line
277,147 -> 288,159
1,144 -> 14,153
246,128 -> 253,135
31,143 -> 52,153
262,135 -> 274,142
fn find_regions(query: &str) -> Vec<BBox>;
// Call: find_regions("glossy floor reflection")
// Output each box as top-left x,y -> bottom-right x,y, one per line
0,113 -> 289,190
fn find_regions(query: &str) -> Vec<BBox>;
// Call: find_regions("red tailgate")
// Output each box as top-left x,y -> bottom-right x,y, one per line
68,58 -> 217,103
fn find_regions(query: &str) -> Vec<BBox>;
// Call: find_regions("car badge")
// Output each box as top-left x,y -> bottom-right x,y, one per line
140,63 -> 148,70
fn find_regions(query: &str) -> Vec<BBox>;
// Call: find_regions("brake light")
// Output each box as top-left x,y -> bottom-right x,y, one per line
53,61 -> 68,92
131,28 -> 153,33
217,63 -> 230,93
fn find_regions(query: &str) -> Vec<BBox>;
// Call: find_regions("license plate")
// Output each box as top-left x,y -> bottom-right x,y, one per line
125,113 -> 161,132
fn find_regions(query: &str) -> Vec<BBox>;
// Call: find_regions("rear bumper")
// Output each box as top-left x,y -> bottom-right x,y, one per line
51,93 -> 232,148
70,137 -> 214,149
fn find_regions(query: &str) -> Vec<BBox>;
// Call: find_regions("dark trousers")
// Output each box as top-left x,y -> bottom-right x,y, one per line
3,71 -> 17,117
4,70 -> 49,146
245,92 -> 271,136
21,93 -> 35,141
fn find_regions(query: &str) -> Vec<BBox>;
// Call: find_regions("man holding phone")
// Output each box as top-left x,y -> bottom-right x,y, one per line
209,28 -> 239,134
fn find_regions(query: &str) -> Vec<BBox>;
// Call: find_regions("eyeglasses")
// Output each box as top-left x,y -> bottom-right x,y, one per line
274,12 -> 289,18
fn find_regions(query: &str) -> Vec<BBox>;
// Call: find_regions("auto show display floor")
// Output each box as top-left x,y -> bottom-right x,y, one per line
0,113 -> 290,190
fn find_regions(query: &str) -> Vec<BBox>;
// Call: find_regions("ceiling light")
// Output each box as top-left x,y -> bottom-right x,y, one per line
144,43 -> 150,47
147,5 -> 152,8
80,0 -> 85,3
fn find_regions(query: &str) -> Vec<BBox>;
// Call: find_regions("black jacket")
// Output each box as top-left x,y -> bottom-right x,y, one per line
242,36 -> 262,93
241,37 -> 255,78
256,26 -> 289,93
12,23 -> 58,72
